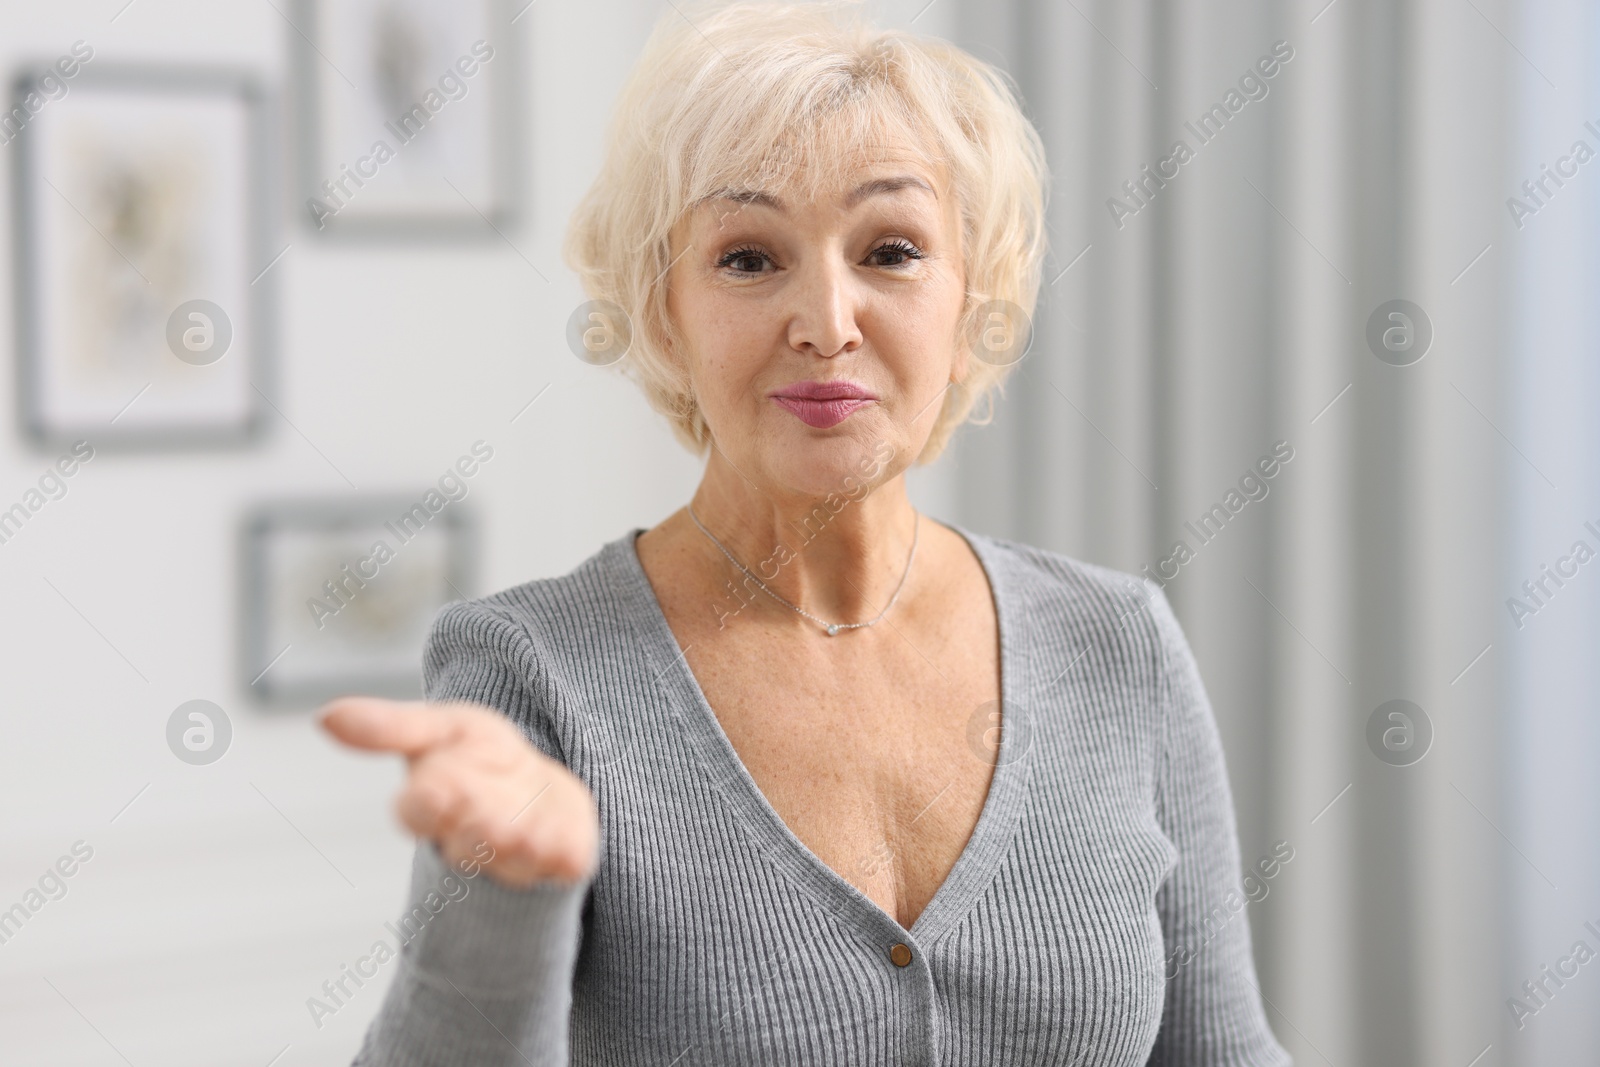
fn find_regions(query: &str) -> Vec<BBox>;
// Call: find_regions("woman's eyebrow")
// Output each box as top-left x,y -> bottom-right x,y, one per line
705,174 -> 936,215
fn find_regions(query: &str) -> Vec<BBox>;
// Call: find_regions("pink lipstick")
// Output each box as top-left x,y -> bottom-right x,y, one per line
770,380 -> 878,429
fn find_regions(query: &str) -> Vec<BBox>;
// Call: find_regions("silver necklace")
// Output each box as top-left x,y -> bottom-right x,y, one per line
686,503 -> 920,636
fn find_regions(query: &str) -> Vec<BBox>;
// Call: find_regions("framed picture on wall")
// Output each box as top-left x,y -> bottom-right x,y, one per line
292,0 -> 521,238
10,65 -> 272,449
240,496 -> 475,707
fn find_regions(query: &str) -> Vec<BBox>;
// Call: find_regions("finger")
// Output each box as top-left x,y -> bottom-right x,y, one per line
318,697 -> 461,756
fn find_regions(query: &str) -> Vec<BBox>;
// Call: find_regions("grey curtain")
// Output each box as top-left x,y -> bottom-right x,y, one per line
944,0 -> 1530,1062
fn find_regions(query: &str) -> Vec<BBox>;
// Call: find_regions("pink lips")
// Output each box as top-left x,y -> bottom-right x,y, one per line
770,380 -> 877,429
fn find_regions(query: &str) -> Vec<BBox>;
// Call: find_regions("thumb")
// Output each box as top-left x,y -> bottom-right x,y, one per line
318,697 -> 461,756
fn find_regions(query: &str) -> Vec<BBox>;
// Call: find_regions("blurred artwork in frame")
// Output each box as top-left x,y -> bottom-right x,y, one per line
294,0 -> 521,238
241,497 -> 475,707
10,65 -> 270,448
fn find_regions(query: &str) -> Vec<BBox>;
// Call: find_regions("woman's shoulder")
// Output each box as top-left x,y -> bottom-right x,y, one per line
953,524 -> 1184,661
956,524 -> 1160,608
427,529 -> 647,658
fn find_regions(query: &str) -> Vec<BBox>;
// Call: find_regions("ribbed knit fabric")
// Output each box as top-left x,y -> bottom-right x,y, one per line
351,525 -> 1292,1066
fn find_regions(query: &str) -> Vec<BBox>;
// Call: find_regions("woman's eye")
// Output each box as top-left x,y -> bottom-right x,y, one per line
867,240 -> 925,267
717,248 -> 770,274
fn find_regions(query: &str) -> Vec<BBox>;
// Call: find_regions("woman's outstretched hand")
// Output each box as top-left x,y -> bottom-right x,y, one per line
319,697 -> 599,889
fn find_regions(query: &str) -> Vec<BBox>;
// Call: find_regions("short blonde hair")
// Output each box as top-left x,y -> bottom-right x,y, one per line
563,0 -> 1048,463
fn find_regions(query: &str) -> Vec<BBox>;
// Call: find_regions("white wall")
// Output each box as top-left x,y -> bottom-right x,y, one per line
1503,2 -> 1600,1061
0,1 -> 953,1063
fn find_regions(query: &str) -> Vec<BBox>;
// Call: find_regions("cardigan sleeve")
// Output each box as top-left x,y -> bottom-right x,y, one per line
1143,585 -> 1293,1067
351,599 -> 592,1067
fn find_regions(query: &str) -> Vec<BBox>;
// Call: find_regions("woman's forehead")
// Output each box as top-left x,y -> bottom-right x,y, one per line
687,96 -> 947,200
690,136 -> 950,218
704,167 -> 941,215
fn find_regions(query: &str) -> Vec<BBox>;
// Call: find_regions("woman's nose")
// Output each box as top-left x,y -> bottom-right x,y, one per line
784,260 -> 864,359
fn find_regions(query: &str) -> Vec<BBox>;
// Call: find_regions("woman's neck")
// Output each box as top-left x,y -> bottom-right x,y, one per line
671,445 -> 922,629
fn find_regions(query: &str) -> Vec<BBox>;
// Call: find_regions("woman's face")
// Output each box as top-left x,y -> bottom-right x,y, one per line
666,141 -> 967,500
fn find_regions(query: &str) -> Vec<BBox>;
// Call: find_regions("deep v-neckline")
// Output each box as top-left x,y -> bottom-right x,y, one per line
613,522 -> 1035,947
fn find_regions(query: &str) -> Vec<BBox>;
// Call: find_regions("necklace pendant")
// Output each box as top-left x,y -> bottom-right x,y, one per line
826,624 -> 841,636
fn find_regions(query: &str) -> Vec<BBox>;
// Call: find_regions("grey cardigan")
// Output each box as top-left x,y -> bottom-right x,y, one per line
351,526 -> 1292,1066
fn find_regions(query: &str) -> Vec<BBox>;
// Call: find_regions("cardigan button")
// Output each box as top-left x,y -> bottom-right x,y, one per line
889,943 -> 913,967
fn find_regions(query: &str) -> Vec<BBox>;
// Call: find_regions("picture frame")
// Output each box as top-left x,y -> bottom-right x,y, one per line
10,64 -> 272,449
291,0 -> 522,238
239,495 -> 475,707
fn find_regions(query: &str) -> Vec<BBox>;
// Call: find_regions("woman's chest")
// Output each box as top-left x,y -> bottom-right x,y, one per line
573,705 -> 1174,1067
688,627 -> 1001,929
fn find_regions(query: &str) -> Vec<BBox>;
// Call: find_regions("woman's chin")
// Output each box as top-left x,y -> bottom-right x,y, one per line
753,441 -> 901,504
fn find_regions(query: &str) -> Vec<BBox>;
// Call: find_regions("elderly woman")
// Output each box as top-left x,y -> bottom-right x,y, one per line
321,4 -> 1291,1064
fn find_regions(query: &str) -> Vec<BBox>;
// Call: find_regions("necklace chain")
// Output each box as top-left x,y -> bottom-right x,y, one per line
686,503 -> 920,636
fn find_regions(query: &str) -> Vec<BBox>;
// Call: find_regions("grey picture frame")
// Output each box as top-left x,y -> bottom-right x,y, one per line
239,494 -> 476,708
290,0 -> 524,241
10,63 -> 275,451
